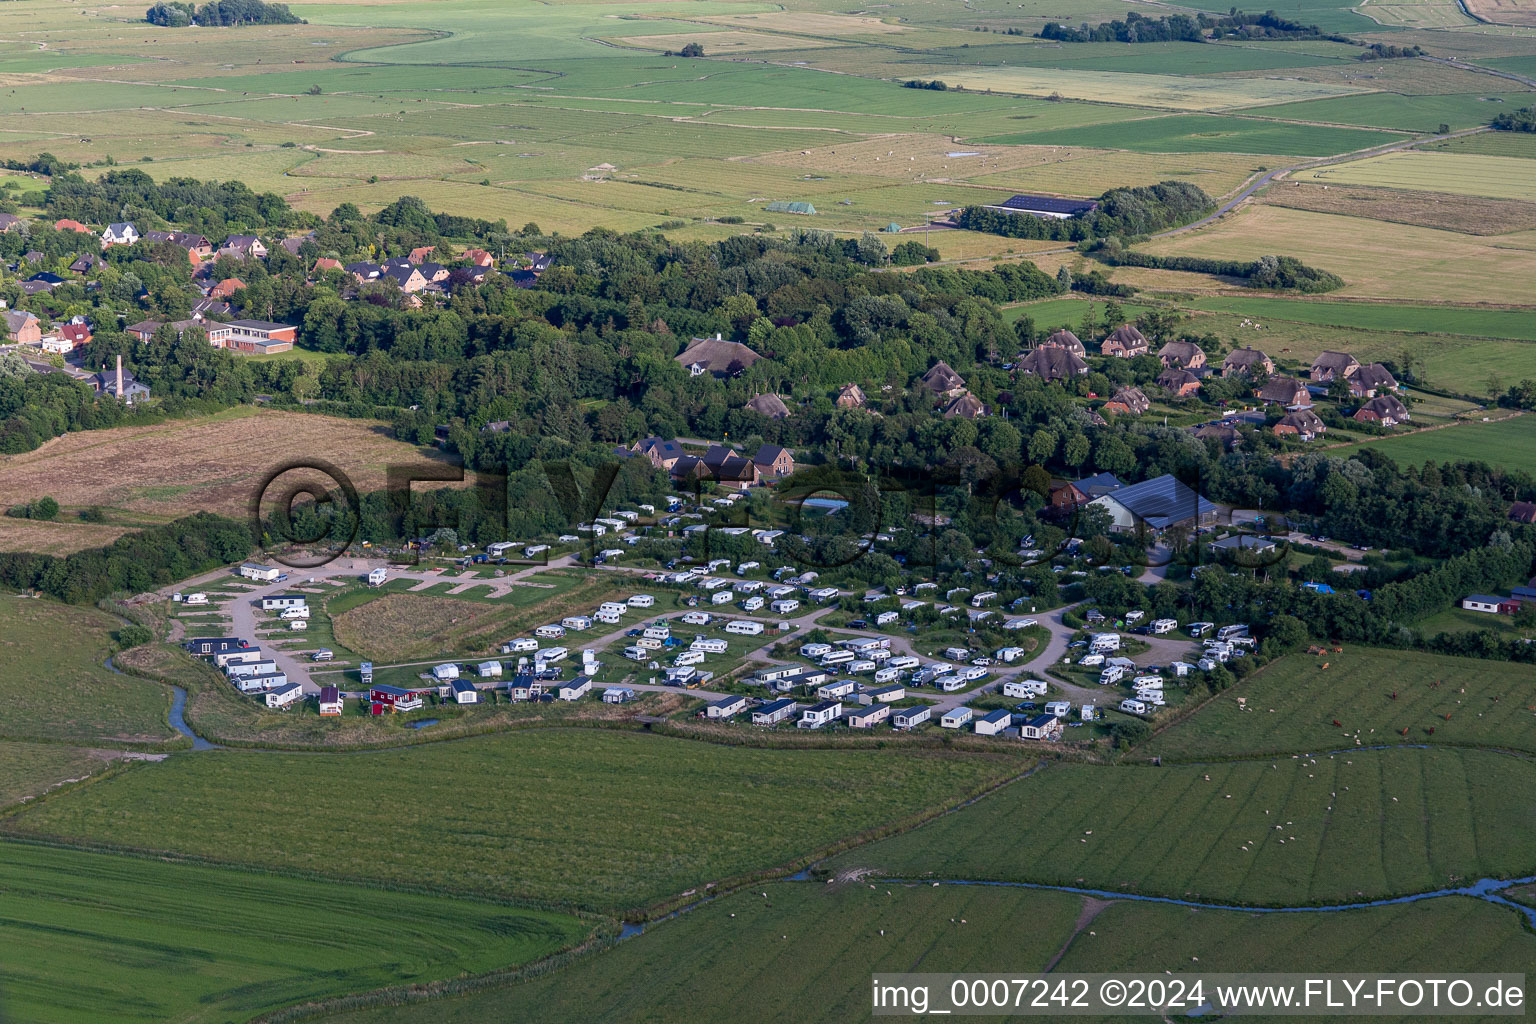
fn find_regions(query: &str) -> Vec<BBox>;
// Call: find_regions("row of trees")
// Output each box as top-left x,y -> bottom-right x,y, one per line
146,0 -> 302,26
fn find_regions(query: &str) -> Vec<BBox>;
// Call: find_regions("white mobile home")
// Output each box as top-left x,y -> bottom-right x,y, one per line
627,594 -> 655,609
452,679 -> 480,704
893,706 -> 932,730
535,624 -> 566,640
846,704 -> 890,729
239,563 -> 281,582
940,707 -> 973,729
367,567 -> 389,587
753,698 -> 800,725
725,619 -> 764,635
1044,700 -> 1071,718
537,646 -> 569,662
561,615 -> 593,631
557,678 -> 593,701
817,679 -> 858,700
264,682 -> 304,708
973,708 -> 1012,736
595,609 -> 623,624
798,700 -> 844,729
262,594 -> 307,611
502,637 -> 538,654
770,599 -> 800,614
690,638 -> 728,654
707,695 -> 748,719
1119,697 -> 1149,715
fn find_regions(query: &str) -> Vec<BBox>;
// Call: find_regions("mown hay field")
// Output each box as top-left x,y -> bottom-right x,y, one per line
1262,180 -> 1536,235
2,730 -> 1026,912
320,884 -> 1536,1024
1141,204 -> 1536,305
1148,647 -> 1536,760
1292,151 -> 1536,202
0,840 -> 588,1024
827,747 -> 1536,905
0,408 -> 451,524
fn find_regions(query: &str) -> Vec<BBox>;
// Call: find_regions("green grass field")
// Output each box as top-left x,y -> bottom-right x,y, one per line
3,730 -> 1024,913
0,597 -> 180,747
0,840 -> 588,1024
1293,152 -> 1536,202
319,883 -> 1536,1024
1185,295 -> 1536,341
1249,93 -> 1536,133
1148,647 -> 1536,760
0,743 -> 118,810
1335,416 -> 1536,475
977,114 -> 1400,157
826,747 -> 1536,905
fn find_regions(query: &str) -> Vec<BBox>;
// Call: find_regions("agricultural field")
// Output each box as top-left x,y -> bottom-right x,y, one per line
0,408 -> 453,543
0,597 -> 180,748
2,729 -> 1025,913
1183,294 -> 1536,341
1147,647 -> 1536,760
1292,151 -> 1536,202
977,113 -> 1399,157
826,747 -> 1536,905
1335,415 -> 1536,474
322,884 -> 1536,1024
1249,92 -> 1536,133
1261,180 -> 1536,235
330,575 -> 630,661
1140,204 -> 1536,305
0,840 -> 590,1024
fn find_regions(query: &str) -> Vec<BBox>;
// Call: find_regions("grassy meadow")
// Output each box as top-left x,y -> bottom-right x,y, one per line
0,840 -> 589,1024
1334,416 -> 1536,474
321,884 -> 1536,1024
1148,646 -> 1536,760
0,598 -> 179,747
826,748 -> 1536,905
2,729 -> 1026,913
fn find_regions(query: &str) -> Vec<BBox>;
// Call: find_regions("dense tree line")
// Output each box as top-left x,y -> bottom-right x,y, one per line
1039,9 -> 1350,43
0,513 -> 252,603
146,0 -> 302,26
1090,246 -> 1344,293
1491,107 -> 1536,132
956,181 -> 1214,242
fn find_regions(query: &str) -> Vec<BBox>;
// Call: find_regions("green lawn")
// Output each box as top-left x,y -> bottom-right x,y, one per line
0,840 -> 588,1024
1333,417 -> 1536,476
825,747 -> 1536,906
3,729 -> 1023,913
318,883 -> 1536,1024
1148,646 -> 1536,760
0,597 -> 180,747
1185,295 -> 1536,342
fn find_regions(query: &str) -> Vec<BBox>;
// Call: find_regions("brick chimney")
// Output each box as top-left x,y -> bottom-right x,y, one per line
116,353 -> 124,398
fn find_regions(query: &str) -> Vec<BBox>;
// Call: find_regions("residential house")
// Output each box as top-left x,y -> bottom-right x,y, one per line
5,308 -> 42,343
675,334 -> 761,377
1257,376 -> 1311,407
1509,502 -> 1536,524
1274,408 -> 1326,441
919,360 -> 966,396
92,356 -> 149,404
632,436 -> 686,470
1018,346 -> 1088,381
1100,324 -> 1148,358
144,230 -> 213,263
744,393 -> 791,419
44,322 -> 92,353
21,273 -> 63,295
191,298 -> 231,318
1157,340 -> 1207,370
54,218 -> 90,233
1222,347 -> 1273,378
1311,350 -> 1360,383
835,383 -> 867,409
208,277 -> 244,300
221,235 -> 268,259
100,222 -> 139,247
942,392 -> 986,419
798,700 -> 843,729
1101,386 -> 1150,417
312,257 -> 343,275
1039,328 -> 1087,356
1089,473 -> 1217,533
1350,363 -> 1399,398
1050,471 -> 1123,510
1156,366 -> 1201,397
1310,350 -> 1361,384
0,213 -> 23,233
408,245 -> 436,263
464,248 -> 495,267
278,233 -> 314,256
68,253 -> 103,275
1353,394 -> 1409,426
715,454 -> 762,490
1192,422 -> 1242,450
752,444 -> 794,480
